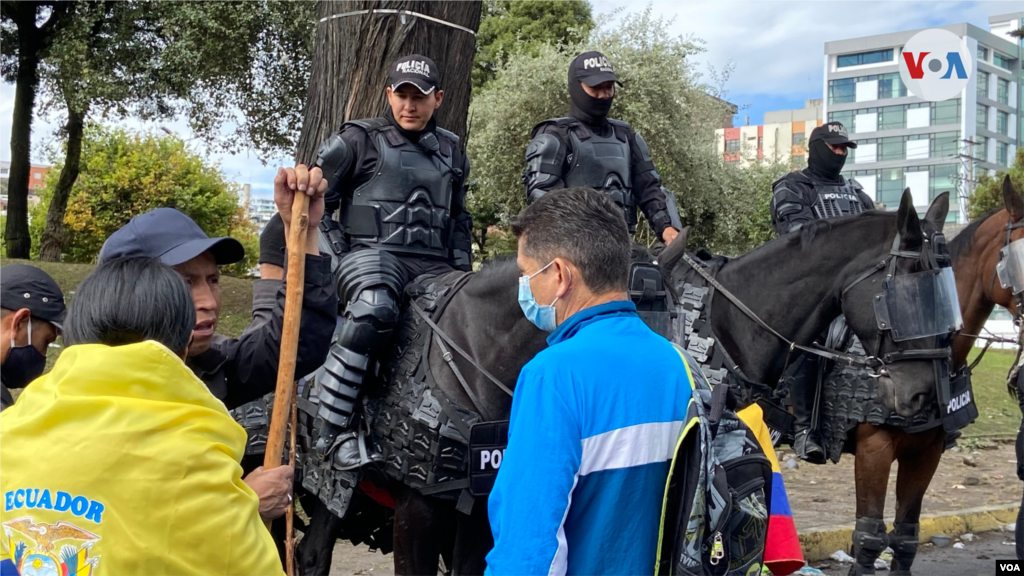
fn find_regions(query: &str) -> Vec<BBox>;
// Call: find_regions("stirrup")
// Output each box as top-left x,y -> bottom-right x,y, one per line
329,430 -> 382,471
794,429 -> 826,465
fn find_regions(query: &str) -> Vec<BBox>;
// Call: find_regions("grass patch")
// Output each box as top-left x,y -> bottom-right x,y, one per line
963,347 -> 1021,437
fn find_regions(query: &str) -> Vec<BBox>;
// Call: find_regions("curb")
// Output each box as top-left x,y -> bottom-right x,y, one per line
798,503 -> 1020,562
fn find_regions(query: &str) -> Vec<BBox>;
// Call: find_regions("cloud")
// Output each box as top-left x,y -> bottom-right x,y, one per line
592,1 -> 1017,100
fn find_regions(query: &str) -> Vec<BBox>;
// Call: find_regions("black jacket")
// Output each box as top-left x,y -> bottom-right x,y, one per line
186,254 -> 337,410
0,373 -> 12,411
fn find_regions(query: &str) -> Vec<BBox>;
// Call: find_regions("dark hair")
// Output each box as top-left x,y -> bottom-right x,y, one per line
64,257 -> 195,355
512,187 -> 630,293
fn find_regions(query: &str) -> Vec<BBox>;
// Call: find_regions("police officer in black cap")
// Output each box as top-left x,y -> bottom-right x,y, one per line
523,51 -> 682,244
770,121 -> 874,234
1,264 -> 65,410
312,54 -> 473,480
770,121 -> 874,463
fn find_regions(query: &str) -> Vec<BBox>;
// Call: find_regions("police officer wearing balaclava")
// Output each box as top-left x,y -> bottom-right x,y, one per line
770,121 -> 874,463
523,51 -> 682,244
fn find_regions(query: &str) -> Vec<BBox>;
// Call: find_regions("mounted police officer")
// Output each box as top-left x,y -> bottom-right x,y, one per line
523,51 -> 682,245
313,54 -> 473,475
770,121 -> 873,463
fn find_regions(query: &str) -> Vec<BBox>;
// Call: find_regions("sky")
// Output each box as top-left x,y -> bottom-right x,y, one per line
0,0 -> 1019,199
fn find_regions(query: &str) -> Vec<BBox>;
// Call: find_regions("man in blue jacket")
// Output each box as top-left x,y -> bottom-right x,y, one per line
486,187 -> 693,576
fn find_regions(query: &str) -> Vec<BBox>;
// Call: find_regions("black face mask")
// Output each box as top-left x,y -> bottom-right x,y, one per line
807,139 -> 847,182
568,68 -> 612,126
4,321 -> 47,389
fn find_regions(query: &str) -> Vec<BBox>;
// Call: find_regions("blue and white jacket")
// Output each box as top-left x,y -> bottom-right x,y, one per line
486,300 -> 692,576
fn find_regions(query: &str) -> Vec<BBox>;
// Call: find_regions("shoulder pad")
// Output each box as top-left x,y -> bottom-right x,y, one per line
344,118 -> 391,133
525,133 -> 563,173
530,118 -> 573,138
846,176 -> 864,191
435,127 -> 459,147
772,171 -> 812,190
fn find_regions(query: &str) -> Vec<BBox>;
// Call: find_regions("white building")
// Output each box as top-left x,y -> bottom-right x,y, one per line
824,13 -> 1023,222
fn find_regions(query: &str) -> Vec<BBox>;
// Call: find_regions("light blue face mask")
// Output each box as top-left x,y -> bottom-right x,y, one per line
518,260 -> 569,332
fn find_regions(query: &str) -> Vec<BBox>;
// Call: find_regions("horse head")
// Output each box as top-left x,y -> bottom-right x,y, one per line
659,190 -> 957,418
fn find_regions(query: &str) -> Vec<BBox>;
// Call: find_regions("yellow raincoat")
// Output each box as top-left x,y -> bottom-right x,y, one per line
0,341 -> 283,576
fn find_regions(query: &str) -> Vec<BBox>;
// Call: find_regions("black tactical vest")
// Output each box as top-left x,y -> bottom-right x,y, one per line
559,118 -> 636,228
343,119 -> 458,259
807,176 -> 869,220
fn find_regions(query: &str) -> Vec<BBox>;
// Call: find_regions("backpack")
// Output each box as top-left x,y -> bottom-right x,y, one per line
655,346 -> 772,575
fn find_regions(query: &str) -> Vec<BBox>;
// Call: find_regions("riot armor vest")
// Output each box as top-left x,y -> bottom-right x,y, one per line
805,174 -> 869,220
343,119 -> 458,259
559,118 -> 636,228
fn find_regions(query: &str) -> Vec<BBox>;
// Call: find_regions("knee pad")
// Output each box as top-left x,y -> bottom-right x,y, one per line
336,249 -> 408,306
888,522 -> 919,572
852,517 -> 889,565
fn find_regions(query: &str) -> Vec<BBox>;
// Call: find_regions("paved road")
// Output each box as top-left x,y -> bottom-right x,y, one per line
818,529 -> 1018,576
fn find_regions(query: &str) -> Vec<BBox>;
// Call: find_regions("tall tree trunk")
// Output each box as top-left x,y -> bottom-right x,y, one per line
295,0 -> 482,164
39,105 -> 87,262
4,48 -> 41,259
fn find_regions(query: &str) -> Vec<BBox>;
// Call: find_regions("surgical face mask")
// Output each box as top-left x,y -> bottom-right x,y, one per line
5,319 -> 47,389
518,261 -> 569,332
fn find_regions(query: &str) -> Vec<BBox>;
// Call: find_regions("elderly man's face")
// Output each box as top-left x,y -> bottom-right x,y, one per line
174,251 -> 221,356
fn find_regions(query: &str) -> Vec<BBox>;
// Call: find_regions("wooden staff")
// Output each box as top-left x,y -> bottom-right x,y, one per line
285,387 -> 298,576
264,190 -> 311,531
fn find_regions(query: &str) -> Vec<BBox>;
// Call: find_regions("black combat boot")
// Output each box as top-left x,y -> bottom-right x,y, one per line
848,517 -> 889,576
789,358 -> 826,464
888,522 -> 919,575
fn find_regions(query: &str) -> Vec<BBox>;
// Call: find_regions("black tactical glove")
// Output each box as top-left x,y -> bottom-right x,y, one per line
259,212 -> 286,268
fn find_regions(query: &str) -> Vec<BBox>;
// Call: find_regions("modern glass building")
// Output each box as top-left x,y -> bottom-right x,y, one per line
823,13 -> 1022,222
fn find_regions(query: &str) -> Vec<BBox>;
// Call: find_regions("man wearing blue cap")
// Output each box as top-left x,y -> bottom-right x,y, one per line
99,164 -> 338,521
1,264 -> 66,410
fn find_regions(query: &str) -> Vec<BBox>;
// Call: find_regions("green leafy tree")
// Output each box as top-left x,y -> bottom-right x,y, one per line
467,7 -> 779,256
968,147 -> 1024,220
473,0 -> 594,90
29,126 -> 258,275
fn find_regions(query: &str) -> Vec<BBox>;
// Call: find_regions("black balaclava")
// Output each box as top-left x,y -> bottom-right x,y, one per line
807,138 -> 847,183
384,105 -> 437,144
568,67 -> 612,127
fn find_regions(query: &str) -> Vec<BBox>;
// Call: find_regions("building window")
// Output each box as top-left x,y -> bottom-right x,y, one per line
837,49 -> 894,68
977,103 -> 988,132
993,53 -> 1014,71
998,142 -> 1010,166
879,106 -> 905,130
879,168 -> 904,206
997,77 -> 1010,105
828,110 -> 855,128
974,136 -> 987,161
931,131 -> 959,158
725,139 -> 740,152
931,99 -> 960,125
977,46 -> 989,62
931,164 -> 959,201
879,137 -> 904,161
997,110 -> 1009,135
757,136 -> 763,150
33,173 -> 40,179
829,78 -> 856,104
878,72 -> 906,99
792,132 -> 805,146
977,70 -> 990,99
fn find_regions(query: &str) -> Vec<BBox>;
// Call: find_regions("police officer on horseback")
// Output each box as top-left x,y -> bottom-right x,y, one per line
770,121 -> 873,463
313,54 -> 473,474
523,51 -> 682,244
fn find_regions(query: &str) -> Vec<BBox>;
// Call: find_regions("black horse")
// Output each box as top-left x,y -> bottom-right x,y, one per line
299,189 -> 946,575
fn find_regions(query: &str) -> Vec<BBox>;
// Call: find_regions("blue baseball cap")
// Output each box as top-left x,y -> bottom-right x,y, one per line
99,207 -> 245,266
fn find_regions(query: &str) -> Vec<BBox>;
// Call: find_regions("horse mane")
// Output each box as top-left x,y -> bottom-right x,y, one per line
949,208 -> 1001,264
476,255 -> 518,276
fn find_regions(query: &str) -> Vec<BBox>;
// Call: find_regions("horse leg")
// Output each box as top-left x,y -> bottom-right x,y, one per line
297,496 -> 344,576
889,428 -> 944,576
450,498 -> 494,576
850,423 -> 896,576
393,485 -> 454,576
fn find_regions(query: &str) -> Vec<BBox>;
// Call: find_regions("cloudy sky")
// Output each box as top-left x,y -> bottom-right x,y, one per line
1,0 -> 1019,198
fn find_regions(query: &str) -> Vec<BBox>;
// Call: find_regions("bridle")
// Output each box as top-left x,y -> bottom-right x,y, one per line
681,230 -> 956,380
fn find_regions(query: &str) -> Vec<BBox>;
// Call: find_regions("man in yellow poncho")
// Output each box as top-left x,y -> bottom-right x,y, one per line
1,257 -> 283,576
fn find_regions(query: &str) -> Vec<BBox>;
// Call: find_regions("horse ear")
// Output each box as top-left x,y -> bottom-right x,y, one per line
923,191 -> 949,233
658,226 -> 689,279
896,188 -> 924,247
1002,175 -> 1024,223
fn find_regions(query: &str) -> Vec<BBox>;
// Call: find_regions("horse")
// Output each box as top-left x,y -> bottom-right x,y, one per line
298,189 -> 949,575
777,179 -> 1023,576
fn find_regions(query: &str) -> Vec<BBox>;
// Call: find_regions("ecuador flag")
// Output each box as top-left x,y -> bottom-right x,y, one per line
737,404 -> 805,576
0,341 -> 283,576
